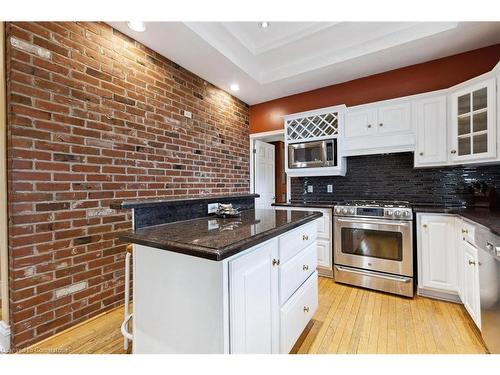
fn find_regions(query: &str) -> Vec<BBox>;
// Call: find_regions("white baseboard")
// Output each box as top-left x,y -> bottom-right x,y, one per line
0,321 -> 11,354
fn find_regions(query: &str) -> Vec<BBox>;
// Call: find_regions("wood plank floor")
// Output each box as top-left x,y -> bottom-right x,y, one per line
27,277 -> 487,354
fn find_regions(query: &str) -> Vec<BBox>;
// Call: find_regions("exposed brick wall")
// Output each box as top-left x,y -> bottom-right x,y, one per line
5,22 -> 250,349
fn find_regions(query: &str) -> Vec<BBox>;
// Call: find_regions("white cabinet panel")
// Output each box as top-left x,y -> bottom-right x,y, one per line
345,109 -> 376,138
229,239 -> 279,354
462,241 -> 481,329
450,78 -> 497,163
414,95 -> 448,167
279,221 -> 317,264
418,214 -> 458,294
280,271 -> 318,354
316,239 -> 332,269
377,102 -> 412,134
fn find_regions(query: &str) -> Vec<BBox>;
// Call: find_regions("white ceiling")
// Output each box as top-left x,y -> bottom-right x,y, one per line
108,22 -> 500,105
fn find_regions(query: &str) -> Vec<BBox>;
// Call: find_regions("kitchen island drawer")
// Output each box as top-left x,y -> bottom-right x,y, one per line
279,241 -> 317,304
279,221 -> 317,263
280,271 -> 318,354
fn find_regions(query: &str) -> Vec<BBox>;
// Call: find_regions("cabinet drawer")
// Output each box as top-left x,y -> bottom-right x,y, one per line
279,242 -> 317,305
280,271 -> 318,354
279,221 -> 317,264
461,220 -> 476,244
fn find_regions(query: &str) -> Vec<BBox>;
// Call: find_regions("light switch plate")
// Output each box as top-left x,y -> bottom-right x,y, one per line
307,185 -> 313,193
207,203 -> 219,214
327,184 -> 333,193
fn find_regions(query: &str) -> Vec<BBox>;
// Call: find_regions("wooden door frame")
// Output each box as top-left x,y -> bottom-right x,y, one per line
0,22 -> 9,326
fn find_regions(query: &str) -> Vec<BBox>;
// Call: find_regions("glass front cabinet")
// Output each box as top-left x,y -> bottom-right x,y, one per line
450,78 -> 497,162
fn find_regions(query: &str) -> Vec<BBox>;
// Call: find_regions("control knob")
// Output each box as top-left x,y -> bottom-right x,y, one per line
348,208 -> 355,215
394,210 -> 401,217
341,208 -> 348,215
386,209 -> 393,216
403,211 -> 411,218
335,207 -> 341,214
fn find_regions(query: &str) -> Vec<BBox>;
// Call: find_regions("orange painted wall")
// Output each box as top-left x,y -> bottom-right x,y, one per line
249,44 -> 500,134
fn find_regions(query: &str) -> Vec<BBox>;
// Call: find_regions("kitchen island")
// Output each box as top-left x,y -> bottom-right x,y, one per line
116,195 -> 322,354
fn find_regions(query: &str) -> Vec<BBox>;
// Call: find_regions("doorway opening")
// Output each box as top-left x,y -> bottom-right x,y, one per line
250,130 -> 288,208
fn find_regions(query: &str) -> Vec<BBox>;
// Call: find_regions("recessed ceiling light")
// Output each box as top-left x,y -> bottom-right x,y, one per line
259,22 -> 269,29
127,21 -> 146,32
230,83 -> 240,92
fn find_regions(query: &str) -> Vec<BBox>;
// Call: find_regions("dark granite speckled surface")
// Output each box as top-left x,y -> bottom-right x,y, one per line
119,209 -> 322,261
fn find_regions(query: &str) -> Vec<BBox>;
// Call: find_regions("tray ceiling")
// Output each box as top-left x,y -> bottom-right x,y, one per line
108,22 -> 500,105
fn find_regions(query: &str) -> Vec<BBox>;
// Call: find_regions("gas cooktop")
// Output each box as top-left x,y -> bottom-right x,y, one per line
336,200 -> 411,208
334,200 -> 413,220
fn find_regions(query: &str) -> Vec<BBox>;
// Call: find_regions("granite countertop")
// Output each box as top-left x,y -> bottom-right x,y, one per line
412,204 -> 500,236
273,201 -> 337,209
111,193 -> 259,209
119,209 -> 323,261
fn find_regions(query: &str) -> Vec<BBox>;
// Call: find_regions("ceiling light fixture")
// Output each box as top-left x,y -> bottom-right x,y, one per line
230,83 -> 240,92
259,22 -> 269,29
127,21 -> 146,32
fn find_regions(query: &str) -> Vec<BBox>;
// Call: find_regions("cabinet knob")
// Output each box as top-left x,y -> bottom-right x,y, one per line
422,224 -> 427,228
379,123 -> 383,127
303,264 -> 309,271
303,306 -> 310,313
302,234 -> 309,241
272,258 -> 280,267
451,150 -> 457,154
462,229 -> 468,234
367,124 -> 372,128
419,152 -> 424,156
468,260 -> 476,266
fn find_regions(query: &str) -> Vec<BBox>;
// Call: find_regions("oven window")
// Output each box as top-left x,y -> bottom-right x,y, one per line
341,228 -> 403,261
293,147 -> 322,163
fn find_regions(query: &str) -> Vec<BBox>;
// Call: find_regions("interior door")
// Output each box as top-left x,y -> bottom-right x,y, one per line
254,140 -> 275,209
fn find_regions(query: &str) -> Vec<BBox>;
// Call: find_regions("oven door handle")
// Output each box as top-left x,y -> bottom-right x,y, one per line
335,265 -> 412,283
335,217 -> 411,227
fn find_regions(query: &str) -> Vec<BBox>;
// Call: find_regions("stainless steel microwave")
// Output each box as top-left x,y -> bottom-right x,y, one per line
288,139 -> 337,169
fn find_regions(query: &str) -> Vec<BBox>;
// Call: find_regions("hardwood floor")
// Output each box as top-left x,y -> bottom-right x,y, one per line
26,277 -> 487,354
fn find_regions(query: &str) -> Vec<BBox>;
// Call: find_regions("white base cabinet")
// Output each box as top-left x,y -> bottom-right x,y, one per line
417,214 -> 458,296
274,206 -> 333,277
132,219 -> 320,354
417,213 -> 482,329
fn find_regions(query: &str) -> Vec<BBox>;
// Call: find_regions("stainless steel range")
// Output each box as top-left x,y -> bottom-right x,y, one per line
333,200 -> 414,297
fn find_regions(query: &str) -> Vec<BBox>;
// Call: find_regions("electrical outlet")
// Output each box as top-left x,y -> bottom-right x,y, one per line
183,110 -> 192,119
307,185 -> 314,193
207,219 -> 219,230
327,184 -> 333,193
207,203 -> 219,214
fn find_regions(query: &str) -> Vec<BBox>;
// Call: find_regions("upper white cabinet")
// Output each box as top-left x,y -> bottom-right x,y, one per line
450,78 -> 497,163
344,99 -> 414,156
413,95 -> 448,167
284,105 -> 346,177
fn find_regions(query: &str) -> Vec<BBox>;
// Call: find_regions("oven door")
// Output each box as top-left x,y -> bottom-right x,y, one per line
334,217 -> 413,277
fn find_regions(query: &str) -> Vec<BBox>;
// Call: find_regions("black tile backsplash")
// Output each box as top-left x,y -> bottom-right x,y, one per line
291,152 -> 500,206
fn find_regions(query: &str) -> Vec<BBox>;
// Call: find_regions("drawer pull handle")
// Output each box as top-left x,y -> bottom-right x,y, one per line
303,306 -> 310,313
469,260 -> 476,266
367,124 -> 372,128
379,123 -> 383,127
272,258 -> 280,267
422,224 -> 427,228
451,150 -> 457,154
302,234 -> 309,241
303,264 -> 309,271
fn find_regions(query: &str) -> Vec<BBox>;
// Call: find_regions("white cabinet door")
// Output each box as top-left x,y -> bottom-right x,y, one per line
316,239 -> 332,269
419,214 -> 458,293
450,78 -> 497,163
229,239 -> 279,353
462,241 -> 481,329
377,102 -> 412,134
345,108 -> 376,138
414,95 -> 448,167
